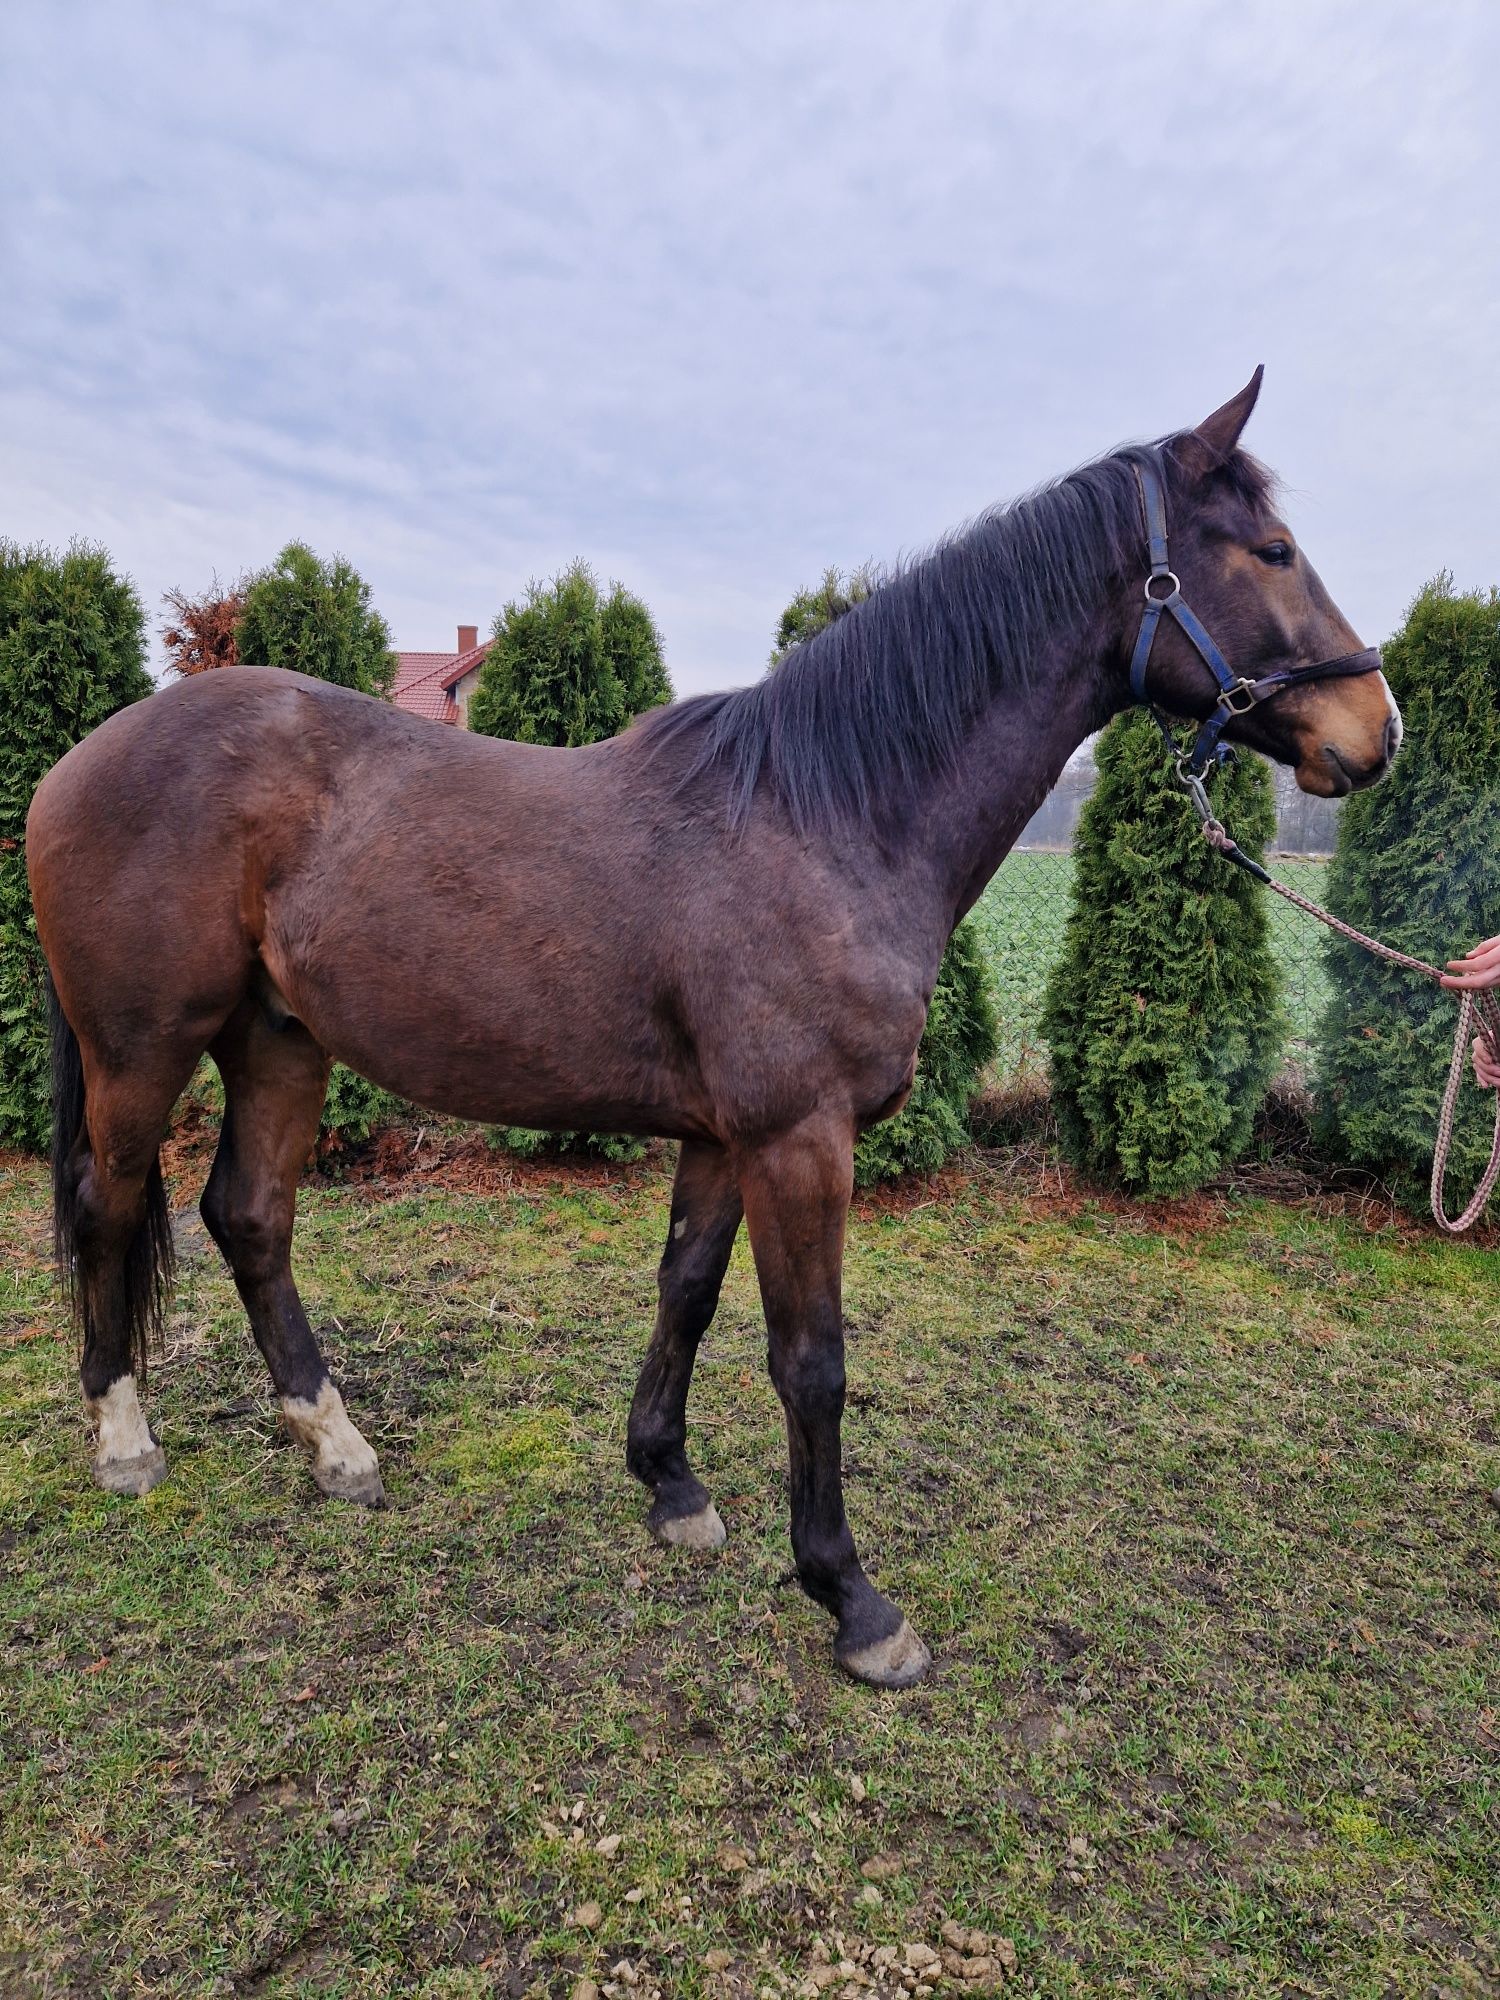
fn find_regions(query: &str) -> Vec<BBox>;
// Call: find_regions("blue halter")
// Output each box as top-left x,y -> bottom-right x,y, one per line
1129,451 -> 1382,781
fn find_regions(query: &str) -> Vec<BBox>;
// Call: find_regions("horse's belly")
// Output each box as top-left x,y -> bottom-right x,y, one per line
268,934 -> 712,1140
353,1034 -> 709,1140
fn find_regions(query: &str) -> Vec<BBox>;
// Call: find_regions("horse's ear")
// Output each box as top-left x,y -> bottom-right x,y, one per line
1181,366 -> 1264,476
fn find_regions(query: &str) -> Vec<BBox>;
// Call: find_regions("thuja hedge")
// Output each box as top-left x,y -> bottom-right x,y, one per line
0,543 -> 154,1150
235,540 -> 397,698
1042,710 -> 1284,1196
469,561 -> 671,748
1315,577 -> 1500,1209
853,919 -> 998,1185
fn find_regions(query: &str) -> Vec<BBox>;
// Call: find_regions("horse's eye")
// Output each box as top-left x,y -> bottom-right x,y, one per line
1255,540 -> 1294,567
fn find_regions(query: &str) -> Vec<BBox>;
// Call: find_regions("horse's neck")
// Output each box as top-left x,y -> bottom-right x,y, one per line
912,616 -> 1119,925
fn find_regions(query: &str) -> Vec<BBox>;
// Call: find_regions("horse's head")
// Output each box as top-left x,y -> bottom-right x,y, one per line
1130,368 -> 1400,796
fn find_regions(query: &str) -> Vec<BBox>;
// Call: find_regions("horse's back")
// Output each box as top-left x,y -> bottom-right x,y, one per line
29,666 -> 565,879
26,665 -> 927,1141
26,670 -> 497,1044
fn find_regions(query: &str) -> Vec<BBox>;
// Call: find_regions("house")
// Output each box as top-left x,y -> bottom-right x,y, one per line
392,624 -> 489,726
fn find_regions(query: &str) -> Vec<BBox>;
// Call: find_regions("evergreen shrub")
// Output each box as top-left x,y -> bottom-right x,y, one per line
235,541 -> 397,697
771,566 -> 875,665
0,542 -> 153,1149
1041,710 -> 1284,1196
469,562 -> 669,746
853,919 -> 998,1185
1314,577 -> 1500,1209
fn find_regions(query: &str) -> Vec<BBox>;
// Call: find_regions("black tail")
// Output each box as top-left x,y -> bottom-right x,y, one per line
47,969 -> 85,1281
48,971 -> 174,1380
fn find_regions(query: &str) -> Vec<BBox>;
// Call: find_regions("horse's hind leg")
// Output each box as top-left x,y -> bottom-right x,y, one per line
69,1062 -> 195,1497
201,1000 -> 384,1506
626,1140 -> 742,1550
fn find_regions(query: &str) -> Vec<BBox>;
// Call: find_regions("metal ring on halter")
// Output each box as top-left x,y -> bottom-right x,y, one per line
1144,571 -> 1180,603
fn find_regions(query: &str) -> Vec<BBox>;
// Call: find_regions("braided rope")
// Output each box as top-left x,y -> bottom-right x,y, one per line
1430,989 -> 1500,1232
1200,823 -> 1500,1233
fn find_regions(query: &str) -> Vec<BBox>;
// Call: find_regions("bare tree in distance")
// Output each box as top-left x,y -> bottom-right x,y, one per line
161,576 -> 245,676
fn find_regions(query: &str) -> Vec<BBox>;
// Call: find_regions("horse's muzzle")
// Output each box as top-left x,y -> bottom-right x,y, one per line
1323,712 -> 1403,794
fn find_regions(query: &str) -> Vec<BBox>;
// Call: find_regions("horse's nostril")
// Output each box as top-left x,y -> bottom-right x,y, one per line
1384,714 -> 1403,761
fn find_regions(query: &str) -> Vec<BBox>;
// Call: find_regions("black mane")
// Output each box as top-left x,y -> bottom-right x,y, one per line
640,435 -> 1275,836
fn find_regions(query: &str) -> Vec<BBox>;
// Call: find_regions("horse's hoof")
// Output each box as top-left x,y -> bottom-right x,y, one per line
836,1618 -> 932,1690
283,1385 -> 384,1507
93,1445 -> 168,1498
649,1500 -> 727,1551
313,1461 -> 387,1508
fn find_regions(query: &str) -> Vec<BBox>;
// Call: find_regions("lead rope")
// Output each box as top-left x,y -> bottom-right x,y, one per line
1186,789 -> 1500,1233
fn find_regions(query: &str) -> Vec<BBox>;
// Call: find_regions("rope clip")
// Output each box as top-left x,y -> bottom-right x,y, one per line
1173,757 -> 1217,827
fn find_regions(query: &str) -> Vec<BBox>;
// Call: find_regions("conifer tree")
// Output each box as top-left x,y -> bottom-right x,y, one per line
600,582 -> 672,717
771,566 -> 875,666
852,919 -> 999,1185
0,542 -> 153,1148
1315,577 -> 1500,1209
235,541 -> 396,697
771,570 -> 998,1183
469,563 -> 669,746
1041,711 -> 1284,1196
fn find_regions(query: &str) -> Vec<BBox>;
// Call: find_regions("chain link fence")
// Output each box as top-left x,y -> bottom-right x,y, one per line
971,750 -> 1339,1086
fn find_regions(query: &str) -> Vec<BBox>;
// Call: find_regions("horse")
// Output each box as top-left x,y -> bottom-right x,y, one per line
27,369 -> 1399,1687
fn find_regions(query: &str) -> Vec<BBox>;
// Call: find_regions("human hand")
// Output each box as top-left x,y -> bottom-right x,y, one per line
1474,1035 -> 1500,1090
1441,935 -> 1500,991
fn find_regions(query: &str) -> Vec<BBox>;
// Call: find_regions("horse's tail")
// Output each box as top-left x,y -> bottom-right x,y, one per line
47,969 -> 87,1286
48,970 -> 174,1379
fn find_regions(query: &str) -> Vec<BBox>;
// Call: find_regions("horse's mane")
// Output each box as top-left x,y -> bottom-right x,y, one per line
638,435 -> 1275,836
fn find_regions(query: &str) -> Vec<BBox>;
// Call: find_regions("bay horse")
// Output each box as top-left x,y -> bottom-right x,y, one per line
28,370 -> 1399,1687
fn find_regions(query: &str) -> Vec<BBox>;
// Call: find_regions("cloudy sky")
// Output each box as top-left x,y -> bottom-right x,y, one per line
3,1 -> 1496,692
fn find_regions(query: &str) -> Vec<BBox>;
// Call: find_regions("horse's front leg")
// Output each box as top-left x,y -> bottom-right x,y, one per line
737,1117 -> 931,1689
626,1139 -> 743,1549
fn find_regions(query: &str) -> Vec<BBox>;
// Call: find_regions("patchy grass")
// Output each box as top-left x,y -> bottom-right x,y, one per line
2,1143 -> 1498,1999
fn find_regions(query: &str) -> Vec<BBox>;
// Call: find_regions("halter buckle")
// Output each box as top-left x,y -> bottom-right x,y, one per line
1219,677 -> 1260,716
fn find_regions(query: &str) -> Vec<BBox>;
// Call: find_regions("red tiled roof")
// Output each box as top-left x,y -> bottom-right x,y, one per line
393,651 -> 460,725
392,633 -> 491,725
440,640 -> 490,690
394,650 -> 455,691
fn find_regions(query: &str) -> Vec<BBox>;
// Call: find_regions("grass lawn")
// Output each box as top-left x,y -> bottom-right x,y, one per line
970,855 -> 1333,1079
2,1140 -> 1497,1999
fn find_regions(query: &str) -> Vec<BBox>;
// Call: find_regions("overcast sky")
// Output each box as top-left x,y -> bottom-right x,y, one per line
3,2 -> 1496,692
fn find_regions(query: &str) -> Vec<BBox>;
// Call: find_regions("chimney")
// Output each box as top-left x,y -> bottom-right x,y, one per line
456,624 -> 478,655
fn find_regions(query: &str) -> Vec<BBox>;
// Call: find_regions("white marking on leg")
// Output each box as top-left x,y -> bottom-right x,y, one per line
86,1376 -> 167,1495
282,1380 -> 384,1502
673,1218 -> 688,1240
88,1376 -> 154,1463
